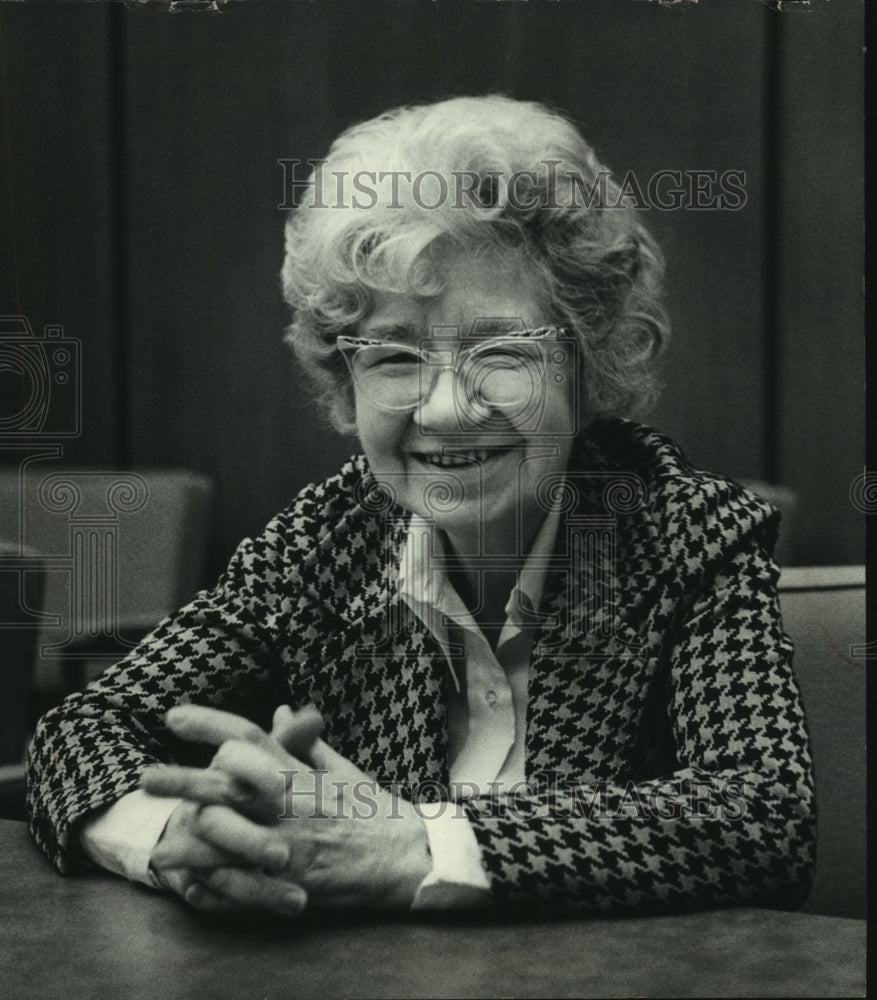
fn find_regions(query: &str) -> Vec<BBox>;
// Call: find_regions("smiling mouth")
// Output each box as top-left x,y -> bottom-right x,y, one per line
411,445 -> 524,468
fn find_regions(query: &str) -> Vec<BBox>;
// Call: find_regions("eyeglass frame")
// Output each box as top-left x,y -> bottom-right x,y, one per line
335,325 -> 573,414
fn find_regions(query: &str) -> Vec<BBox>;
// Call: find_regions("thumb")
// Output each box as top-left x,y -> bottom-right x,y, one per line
308,738 -> 371,783
280,883 -> 309,918
270,704 -> 324,760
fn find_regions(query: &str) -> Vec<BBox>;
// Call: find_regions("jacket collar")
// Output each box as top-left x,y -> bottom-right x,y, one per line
311,421 -> 661,643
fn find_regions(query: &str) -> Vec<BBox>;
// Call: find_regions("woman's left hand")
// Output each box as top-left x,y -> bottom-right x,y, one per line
142,704 -> 431,912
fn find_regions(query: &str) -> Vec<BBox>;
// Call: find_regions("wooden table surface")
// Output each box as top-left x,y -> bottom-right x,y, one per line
0,820 -> 865,999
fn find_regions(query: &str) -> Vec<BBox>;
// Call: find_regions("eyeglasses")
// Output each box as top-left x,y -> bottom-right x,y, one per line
336,326 -> 572,414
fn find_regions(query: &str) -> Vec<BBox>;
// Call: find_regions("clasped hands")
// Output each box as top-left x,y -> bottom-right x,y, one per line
141,704 -> 431,917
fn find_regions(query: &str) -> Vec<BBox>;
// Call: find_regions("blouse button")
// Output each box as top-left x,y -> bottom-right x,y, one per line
484,689 -> 498,708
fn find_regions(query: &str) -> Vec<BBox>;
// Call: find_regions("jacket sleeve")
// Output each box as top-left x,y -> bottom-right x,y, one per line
25,514 -> 297,874
463,522 -> 817,915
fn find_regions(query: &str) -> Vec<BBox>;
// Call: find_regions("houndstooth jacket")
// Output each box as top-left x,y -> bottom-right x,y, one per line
26,419 -> 816,914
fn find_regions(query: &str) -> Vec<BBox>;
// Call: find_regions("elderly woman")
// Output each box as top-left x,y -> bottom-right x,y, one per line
26,95 -> 815,917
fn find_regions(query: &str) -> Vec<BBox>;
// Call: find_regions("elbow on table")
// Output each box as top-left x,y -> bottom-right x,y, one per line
742,779 -> 817,911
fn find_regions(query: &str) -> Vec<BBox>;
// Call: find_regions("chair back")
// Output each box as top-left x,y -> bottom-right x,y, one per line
0,467 -> 212,692
739,480 -> 799,566
0,543 -> 45,764
779,566 -> 866,918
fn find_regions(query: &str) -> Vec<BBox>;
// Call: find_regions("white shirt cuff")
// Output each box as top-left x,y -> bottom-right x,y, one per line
411,799 -> 490,910
79,790 -> 182,888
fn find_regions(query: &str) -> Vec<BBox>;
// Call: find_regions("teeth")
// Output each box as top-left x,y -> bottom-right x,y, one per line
421,450 -> 490,466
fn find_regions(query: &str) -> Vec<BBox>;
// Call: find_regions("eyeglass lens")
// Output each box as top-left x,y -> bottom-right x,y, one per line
349,339 -> 550,411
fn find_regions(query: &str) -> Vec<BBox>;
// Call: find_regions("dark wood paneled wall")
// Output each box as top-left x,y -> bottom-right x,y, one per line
0,1 -> 863,578
773,7 -> 864,565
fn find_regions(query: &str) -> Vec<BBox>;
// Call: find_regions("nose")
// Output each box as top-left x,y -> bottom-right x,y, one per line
412,366 -> 465,432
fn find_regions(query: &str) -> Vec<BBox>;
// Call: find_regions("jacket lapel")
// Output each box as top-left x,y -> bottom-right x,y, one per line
293,491 -> 450,792
524,445 -> 660,782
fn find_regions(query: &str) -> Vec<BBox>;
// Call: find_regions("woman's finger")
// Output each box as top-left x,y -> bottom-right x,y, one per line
140,764 -> 253,808
142,747 -> 304,822
164,705 -> 276,750
195,805 -> 290,872
183,880 -> 247,915
201,867 -> 308,917
150,832 -> 231,871
209,739 -> 302,814
165,703 -> 324,766
270,704 -> 324,760
152,860 -> 242,915
308,738 -> 372,783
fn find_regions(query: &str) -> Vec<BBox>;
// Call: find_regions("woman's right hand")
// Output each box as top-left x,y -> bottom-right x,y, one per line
149,798 -> 307,916
145,704 -> 432,913
146,704 -> 324,916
